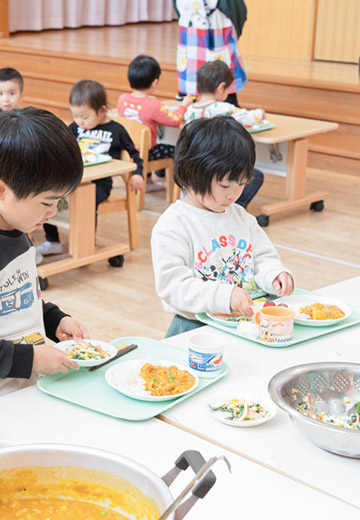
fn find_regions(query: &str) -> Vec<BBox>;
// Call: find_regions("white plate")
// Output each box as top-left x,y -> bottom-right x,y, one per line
55,339 -> 117,367
206,312 -> 252,327
82,153 -> 97,165
105,359 -> 199,401
207,393 -> 277,427
274,294 -> 351,327
82,153 -> 112,166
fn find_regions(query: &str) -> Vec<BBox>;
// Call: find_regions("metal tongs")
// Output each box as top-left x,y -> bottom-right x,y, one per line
159,453 -> 231,520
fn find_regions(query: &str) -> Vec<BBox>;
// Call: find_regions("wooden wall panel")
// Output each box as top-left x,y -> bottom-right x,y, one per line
0,0 -> 9,38
240,0 -> 316,60
314,0 -> 360,64
238,80 -> 360,125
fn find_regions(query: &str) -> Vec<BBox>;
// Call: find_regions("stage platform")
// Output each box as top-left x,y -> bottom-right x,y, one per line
0,21 -> 359,174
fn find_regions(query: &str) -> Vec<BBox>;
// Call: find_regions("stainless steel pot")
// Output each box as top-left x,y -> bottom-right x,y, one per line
0,443 -> 230,519
268,362 -> 360,458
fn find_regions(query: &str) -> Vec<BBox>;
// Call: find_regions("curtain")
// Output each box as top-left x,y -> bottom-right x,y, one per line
9,0 -> 176,32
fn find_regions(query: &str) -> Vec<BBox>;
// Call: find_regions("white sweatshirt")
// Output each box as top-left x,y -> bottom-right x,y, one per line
184,101 -> 264,128
151,201 -> 294,321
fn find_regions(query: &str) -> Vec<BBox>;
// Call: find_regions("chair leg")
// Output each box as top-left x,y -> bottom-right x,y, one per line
126,182 -> 138,249
172,184 -> 181,203
165,162 -> 174,203
137,185 -> 146,211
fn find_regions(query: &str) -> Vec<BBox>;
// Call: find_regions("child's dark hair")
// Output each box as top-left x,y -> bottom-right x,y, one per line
0,107 -> 83,199
127,55 -> 161,90
0,68 -> 24,91
174,116 -> 255,195
69,80 -> 108,112
197,61 -> 234,94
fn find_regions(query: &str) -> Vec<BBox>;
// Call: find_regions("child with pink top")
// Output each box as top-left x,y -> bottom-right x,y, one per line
118,55 -> 193,187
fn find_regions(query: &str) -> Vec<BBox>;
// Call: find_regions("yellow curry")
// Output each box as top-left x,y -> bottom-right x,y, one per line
0,497 -> 127,519
300,303 -> 345,320
140,363 -> 196,396
0,467 -> 159,520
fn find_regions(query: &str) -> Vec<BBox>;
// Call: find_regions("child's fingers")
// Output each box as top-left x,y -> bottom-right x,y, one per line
241,293 -> 253,317
273,281 -> 281,292
61,357 -> 79,372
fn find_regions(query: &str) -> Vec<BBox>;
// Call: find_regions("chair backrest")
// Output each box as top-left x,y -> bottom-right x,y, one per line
111,115 -> 151,173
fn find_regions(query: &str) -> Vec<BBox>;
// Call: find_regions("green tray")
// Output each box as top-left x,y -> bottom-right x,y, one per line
83,154 -> 112,167
37,336 -> 229,421
196,289 -> 360,348
246,122 -> 275,134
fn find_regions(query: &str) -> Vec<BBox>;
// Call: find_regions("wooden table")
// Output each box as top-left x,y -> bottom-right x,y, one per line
159,106 -> 338,225
252,113 -> 338,225
37,159 -> 137,280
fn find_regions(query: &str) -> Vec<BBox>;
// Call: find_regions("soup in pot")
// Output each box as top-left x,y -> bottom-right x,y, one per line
0,467 -> 160,520
0,497 -> 128,519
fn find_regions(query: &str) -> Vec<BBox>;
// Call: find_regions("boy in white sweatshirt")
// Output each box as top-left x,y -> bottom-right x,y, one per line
151,116 -> 294,337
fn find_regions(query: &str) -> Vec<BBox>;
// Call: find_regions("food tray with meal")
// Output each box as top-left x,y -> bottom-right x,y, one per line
37,336 -> 229,421
196,289 -> 360,348
82,153 -> 112,167
245,121 -> 275,134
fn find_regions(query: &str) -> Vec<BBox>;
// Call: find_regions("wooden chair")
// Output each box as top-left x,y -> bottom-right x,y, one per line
97,150 -> 138,249
112,115 -> 175,210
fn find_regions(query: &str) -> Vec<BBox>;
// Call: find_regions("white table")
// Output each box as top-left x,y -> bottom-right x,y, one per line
161,278 -> 360,510
0,277 -> 359,517
0,385 -> 357,518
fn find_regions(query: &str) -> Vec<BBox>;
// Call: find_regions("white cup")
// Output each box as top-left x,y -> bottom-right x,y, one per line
188,333 -> 225,378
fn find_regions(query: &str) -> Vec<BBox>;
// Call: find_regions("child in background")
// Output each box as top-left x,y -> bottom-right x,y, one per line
184,60 -> 266,209
185,61 -> 266,127
36,80 -> 144,263
0,67 -> 24,112
0,107 -> 88,395
117,55 -> 193,190
151,117 -> 294,337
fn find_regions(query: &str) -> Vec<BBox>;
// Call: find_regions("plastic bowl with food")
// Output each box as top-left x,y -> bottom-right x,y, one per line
207,393 -> 277,427
55,339 -> 117,368
106,359 -> 199,401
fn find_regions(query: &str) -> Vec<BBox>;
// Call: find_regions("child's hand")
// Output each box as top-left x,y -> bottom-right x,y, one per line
260,108 -> 266,121
33,344 -> 79,374
272,272 -> 294,297
130,174 -> 145,191
55,316 -> 89,342
181,95 -> 195,108
230,287 -> 253,317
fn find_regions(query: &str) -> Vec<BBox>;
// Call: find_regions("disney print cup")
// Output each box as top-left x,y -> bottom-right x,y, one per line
254,306 -> 295,344
188,333 -> 225,378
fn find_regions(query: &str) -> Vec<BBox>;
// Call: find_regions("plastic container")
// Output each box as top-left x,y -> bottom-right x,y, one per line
188,333 -> 225,378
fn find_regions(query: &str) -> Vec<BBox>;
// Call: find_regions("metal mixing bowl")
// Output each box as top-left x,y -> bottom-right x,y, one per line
268,362 -> 360,458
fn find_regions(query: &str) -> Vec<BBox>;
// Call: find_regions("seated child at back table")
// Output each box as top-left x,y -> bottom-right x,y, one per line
151,116 -> 294,338
185,60 -> 267,209
0,67 -> 24,112
117,55 -> 193,189
0,107 -> 88,395
36,80 -> 144,263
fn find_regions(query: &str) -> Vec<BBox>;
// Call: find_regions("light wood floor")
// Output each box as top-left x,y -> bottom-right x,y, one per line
31,168 -> 360,343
